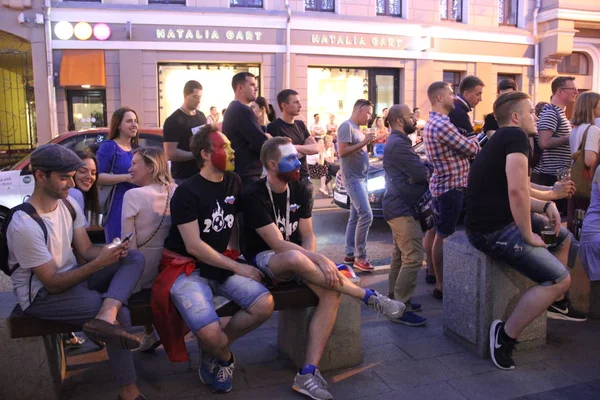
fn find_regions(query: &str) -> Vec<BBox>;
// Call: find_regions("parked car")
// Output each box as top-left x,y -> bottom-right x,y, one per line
333,133 -> 486,217
0,128 -> 163,227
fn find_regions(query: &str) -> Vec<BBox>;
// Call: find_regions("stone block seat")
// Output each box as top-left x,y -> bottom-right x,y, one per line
443,231 -> 547,358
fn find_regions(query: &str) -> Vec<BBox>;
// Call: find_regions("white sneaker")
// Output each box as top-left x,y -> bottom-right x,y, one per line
292,369 -> 333,400
367,291 -> 406,319
136,328 -> 161,352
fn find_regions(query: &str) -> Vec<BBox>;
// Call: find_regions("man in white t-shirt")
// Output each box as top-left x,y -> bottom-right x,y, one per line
7,144 -> 146,400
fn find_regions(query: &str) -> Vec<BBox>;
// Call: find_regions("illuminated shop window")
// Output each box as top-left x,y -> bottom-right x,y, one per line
499,0 -> 518,26
376,0 -> 401,16
440,0 -> 462,22
558,52 -> 590,75
305,0 -> 334,12
230,0 -> 263,7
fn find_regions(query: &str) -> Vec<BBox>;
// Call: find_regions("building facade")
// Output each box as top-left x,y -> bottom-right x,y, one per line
1,0 -> 599,149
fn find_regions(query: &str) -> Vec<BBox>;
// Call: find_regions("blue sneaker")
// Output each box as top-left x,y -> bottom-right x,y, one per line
408,302 -> 422,312
212,354 -> 235,393
391,311 -> 427,327
198,352 -> 218,385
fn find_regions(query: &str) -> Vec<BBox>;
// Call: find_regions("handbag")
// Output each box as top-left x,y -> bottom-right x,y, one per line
98,143 -> 118,225
137,185 -> 170,248
571,124 -> 594,200
413,190 -> 436,233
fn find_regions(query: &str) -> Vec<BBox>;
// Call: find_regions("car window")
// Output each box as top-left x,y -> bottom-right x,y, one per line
139,134 -> 163,148
62,134 -> 107,153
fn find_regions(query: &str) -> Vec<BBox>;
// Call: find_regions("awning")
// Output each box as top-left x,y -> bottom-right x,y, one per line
59,50 -> 106,87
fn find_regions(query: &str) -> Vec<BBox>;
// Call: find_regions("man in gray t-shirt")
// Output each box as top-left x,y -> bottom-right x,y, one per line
338,99 -> 377,272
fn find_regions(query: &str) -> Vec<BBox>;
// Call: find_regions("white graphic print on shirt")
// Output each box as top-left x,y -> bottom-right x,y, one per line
203,201 -> 234,233
274,203 -> 300,240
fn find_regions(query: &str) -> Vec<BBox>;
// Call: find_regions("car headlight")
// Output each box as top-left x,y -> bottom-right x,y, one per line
367,175 -> 385,192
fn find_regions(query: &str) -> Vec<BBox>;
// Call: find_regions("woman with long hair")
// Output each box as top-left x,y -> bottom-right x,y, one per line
121,147 -> 177,351
249,96 -> 275,131
96,107 -> 139,242
567,92 -> 600,231
69,151 -> 101,227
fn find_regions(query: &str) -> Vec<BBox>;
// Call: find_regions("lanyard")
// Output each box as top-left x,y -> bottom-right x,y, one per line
265,180 -> 290,241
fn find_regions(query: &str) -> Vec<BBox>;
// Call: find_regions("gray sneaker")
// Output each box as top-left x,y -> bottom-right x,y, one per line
367,291 -> 406,319
292,369 -> 334,400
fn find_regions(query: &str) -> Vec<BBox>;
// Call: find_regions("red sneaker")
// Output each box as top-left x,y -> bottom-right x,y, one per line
343,256 -> 355,265
353,259 -> 374,272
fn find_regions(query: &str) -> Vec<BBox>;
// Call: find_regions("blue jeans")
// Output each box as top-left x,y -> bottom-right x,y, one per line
344,178 -> 373,259
466,214 -> 570,285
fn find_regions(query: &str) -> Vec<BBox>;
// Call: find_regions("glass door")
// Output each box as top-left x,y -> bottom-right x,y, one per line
67,90 -> 107,131
369,69 -> 399,117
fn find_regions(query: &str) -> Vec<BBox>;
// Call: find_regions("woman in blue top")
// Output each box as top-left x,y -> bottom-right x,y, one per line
96,107 -> 139,242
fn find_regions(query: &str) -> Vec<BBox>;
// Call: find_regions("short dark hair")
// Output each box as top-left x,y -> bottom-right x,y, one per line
493,91 -> 531,127
276,89 -> 299,111
459,75 -> 485,94
183,80 -> 202,96
231,72 -> 255,92
314,113 -> 319,118
551,76 -> 575,95
535,101 -> 548,117
413,107 -> 420,113
260,136 -> 292,168
427,81 -> 451,103
497,79 -> 518,93
190,124 -> 219,169
353,99 -> 374,109
210,106 -> 216,111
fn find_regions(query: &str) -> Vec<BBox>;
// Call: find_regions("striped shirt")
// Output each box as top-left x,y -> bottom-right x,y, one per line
423,111 -> 480,197
533,103 -> 572,175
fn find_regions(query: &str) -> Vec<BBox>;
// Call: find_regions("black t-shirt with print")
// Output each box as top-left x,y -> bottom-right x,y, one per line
164,172 -> 242,282
266,118 -> 311,180
243,178 -> 313,259
163,108 -> 207,180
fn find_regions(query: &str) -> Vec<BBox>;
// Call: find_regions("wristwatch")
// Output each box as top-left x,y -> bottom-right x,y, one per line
543,201 -> 554,213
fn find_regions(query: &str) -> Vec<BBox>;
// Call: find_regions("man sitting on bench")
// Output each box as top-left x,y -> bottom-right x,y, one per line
465,92 -> 585,372
6,144 -> 146,400
163,124 -> 274,394
243,136 -> 406,400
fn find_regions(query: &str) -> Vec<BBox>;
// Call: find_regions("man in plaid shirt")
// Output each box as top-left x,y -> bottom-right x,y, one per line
423,82 -> 480,300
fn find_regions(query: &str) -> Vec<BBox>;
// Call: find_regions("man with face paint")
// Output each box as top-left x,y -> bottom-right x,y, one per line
244,137 -> 406,400
382,104 -> 432,327
163,124 -> 274,394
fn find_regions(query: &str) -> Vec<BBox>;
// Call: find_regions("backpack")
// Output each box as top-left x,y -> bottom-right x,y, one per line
1,198 -> 76,277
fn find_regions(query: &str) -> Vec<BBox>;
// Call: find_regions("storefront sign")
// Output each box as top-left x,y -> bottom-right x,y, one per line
294,30 -> 411,50
155,28 -> 264,42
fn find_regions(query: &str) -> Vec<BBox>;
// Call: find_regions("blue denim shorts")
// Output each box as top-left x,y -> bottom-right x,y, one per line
433,188 -> 465,237
170,270 -> 270,332
252,250 -> 303,286
466,213 -> 570,286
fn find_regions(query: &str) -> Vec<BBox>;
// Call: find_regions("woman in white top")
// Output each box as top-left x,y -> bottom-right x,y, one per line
568,92 -> 600,231
121,146 -> 177,351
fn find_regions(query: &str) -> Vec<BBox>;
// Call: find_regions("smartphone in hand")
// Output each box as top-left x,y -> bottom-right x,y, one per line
121,232 -> 134,243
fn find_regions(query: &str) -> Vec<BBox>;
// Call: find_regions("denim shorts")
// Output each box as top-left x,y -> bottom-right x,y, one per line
170,270 -> 270,332
433,188 -> 465,237
466,213 -> 570,286
252,250 -> 303,286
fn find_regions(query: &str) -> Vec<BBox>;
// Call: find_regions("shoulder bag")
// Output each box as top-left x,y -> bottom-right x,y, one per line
571,124 -> 594,200
98,142 -> 118,226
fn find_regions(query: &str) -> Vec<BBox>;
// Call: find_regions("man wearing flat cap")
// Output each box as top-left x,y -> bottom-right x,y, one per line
6,144 -> 147,400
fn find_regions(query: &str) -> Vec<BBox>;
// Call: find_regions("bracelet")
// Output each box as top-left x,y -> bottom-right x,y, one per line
543,201 -> 554,213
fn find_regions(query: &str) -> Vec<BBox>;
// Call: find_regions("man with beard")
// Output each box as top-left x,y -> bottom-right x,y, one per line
382,104 -> 432,326
465,92 -> 582,371
163,124 -> 274,393
423,82 -> 480,301
243,137 -> 406,400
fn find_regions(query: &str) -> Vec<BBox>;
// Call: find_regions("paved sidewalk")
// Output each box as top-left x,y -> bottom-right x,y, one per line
63,270 -> 600,400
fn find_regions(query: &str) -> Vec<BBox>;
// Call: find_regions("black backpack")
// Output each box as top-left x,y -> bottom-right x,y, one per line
1,199 -> 76,277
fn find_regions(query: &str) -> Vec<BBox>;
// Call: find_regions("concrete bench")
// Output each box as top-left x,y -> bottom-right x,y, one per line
442,231 -> 547,358
1,281 -> 362,400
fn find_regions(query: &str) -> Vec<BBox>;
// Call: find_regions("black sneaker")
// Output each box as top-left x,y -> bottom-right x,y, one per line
489,320 -> 517,370
547,300 -> 587,322
425,268 -> 437,285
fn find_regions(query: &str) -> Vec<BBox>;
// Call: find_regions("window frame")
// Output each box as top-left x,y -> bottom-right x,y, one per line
376,0 -> 402,17
443,70 -> 463,95
148,0 -> 186,4
304,0 -> 335,12
557,52 -> 590,76
439,0 -> 463,22
229,0 -> 263,8
498,0 -> 518,26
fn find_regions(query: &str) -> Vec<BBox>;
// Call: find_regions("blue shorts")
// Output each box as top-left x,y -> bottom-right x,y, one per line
433,188 -> 464,237
251,250 -> 303,286
466,213 -> 570,286
170,270 -> 270,333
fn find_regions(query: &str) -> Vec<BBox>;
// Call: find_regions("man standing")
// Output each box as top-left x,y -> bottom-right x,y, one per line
532,76 -> 577,212
423,82 -> 480,299
338,99 -> 377,272
207,106 -> 220,125
7,144 -> 145,400
465,91 -> 584,371
310,113 -> 325,138
222,72 -> 268,187
383,105 -> 430,326
244,137 -> 406,400
163,124 -> 274,393
267,89 -> 319,191
163,80 -> 208,184
448,75 -> 485,137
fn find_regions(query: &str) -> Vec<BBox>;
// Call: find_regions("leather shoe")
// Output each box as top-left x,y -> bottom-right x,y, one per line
83,319 -> 140,350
